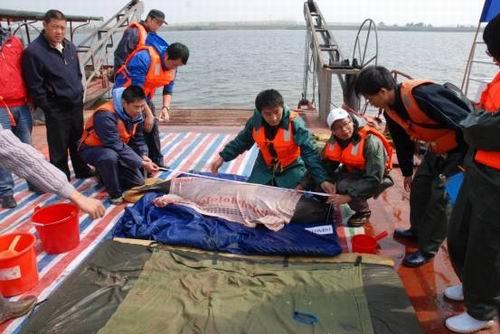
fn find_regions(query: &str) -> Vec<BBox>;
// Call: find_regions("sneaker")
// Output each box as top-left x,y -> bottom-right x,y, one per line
444,284 -> 464,302
445,312 -> 494,333
110,196 -> 123,205
1,195 -> 17,209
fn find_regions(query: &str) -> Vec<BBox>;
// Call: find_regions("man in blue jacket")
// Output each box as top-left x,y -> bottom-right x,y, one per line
22,9 -> 92,181
79,86 -> 159,204
113,9 -> 167,73
114,34 -> 189,167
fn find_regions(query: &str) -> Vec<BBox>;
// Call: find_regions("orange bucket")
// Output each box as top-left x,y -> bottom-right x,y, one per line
352,231 -> 389,254
32,203 -> 80,254
0,233 -> 38,297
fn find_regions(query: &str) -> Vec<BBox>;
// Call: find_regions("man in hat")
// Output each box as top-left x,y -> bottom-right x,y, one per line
299,108 -> 393,227
113,9 -> 168,152
114,9 -> 167,74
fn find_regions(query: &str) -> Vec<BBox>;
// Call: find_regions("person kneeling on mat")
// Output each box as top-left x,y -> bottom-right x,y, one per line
299,108 -> 394,227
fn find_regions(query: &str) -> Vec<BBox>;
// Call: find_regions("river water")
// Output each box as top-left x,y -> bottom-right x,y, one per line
153,29 -> 496,109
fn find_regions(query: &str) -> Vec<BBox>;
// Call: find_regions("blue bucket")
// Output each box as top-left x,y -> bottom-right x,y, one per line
445,172 -> 464,205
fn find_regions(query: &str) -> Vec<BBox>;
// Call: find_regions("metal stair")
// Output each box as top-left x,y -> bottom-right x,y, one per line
76,0 -> 144,105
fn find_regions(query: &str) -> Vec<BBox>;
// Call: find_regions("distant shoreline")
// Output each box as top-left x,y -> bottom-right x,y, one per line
162,23 -> 479,33
73,22 -> 479,33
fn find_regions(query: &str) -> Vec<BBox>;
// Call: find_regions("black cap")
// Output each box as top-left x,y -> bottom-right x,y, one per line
147,9 -> 167,25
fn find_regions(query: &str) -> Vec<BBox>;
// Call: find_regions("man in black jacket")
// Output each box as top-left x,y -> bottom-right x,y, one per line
355,66 -> 471,267
22,9 -> 92,180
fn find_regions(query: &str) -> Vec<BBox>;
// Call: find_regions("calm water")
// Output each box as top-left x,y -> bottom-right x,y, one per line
120,29 -> 496,108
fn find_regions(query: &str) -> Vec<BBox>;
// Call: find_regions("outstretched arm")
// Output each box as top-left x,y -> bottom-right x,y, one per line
0,127 -> 105,218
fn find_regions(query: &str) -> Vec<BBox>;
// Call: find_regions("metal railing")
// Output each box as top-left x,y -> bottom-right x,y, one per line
76,0 -> 144,103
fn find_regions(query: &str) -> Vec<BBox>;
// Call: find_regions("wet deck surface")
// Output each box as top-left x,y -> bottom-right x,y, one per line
29,108 -> 498,334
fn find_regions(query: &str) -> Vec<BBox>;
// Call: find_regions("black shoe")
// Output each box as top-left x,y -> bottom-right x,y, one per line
393,228 -> 418,241
402,250 -> 434,267
75,166 -> 96,179
1,195 -> 17,209
348,211 -> 371,227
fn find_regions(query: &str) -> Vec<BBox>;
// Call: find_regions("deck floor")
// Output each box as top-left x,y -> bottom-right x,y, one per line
17,111 -> 500,333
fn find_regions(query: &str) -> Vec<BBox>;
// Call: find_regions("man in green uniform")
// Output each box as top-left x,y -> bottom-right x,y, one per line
209,89 -> 334,193
299,108 -> 393,227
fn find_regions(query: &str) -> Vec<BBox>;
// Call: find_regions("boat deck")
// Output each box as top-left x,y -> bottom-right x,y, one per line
5,108 -> 498,334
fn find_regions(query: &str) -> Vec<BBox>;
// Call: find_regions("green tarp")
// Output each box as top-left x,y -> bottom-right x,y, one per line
99,249 -> 374,334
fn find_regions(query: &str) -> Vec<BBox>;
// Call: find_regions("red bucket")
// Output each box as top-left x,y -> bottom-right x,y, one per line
32,203 -> 80,254
0,233 -> 38,297
352,231 -> 388,254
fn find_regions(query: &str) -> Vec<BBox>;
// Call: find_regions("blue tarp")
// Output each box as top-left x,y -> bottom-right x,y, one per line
480,0 -> 500,22
113,191 -> 342,256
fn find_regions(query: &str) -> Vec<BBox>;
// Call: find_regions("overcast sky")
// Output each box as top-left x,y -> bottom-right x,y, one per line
0,0 -> 486,26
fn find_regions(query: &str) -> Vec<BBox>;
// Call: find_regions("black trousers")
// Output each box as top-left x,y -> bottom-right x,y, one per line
43,99 -> 90,180
409,150 -> 465,254
447,164 -> 500,321
79,146 -> 144,198
144,100 -> 164,166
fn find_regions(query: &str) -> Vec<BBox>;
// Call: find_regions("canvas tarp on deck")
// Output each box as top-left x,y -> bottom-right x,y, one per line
21,240 -> 421,334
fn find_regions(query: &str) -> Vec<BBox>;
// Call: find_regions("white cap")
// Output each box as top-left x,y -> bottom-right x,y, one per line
327,108 -> 350,129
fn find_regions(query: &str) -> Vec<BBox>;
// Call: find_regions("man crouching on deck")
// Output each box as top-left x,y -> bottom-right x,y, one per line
79,86 -> 159,204
209,89 -> 334,193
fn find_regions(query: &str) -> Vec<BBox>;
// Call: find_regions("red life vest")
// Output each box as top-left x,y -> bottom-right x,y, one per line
129,22 -> 148,49
385,80 -> 459,154
116,45 -> 175,98
0,36 -> 28,126
252,112 -> 301,170
81,101 -> 138,147
474,71 -> 500,170
323,125 -> 393,171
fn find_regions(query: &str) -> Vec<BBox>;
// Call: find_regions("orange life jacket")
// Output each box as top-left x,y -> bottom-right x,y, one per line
252,112 -> 301,170
80,101 -> 138,147
129,22 -> 147,49
116,46 -> 175,98
323,125 -> 393,172
385,80 -> 459,154
474,71 -> 500,170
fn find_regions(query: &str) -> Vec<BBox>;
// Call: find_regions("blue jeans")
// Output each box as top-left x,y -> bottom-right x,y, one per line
0,105 -> 33,196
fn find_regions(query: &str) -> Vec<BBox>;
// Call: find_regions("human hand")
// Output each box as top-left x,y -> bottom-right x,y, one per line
144,114 -> 154,133
144,160 -> 159,173
159,106 -> 170,122
70,191 -> 105,219
320,181 -> 336,194
403,176 -> 413,192
209,156 -> 224,174
326,193 -> 351,205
